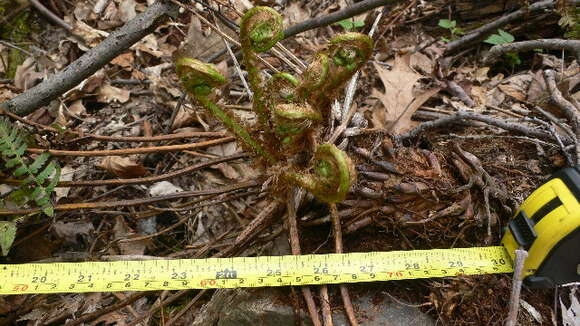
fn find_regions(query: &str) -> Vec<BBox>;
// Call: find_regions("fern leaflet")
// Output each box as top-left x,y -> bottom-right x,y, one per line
0,118 -> 60,216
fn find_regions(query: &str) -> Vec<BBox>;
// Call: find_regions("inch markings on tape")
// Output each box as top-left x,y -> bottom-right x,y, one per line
0,247 -> 513,295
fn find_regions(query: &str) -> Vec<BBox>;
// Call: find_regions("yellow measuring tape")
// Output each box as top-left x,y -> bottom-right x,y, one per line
0,246 -> 513,295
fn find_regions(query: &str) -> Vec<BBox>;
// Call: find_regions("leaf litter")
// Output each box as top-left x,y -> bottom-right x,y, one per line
0,0 -> 578,325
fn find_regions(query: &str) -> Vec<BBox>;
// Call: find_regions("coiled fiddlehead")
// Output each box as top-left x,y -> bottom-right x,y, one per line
176,57 -> 276,163
297,33 -> 373,115
263,73 -> 321,155
240,7 -> 284,131
176,10 -> 374,204
285,144 -> 356,203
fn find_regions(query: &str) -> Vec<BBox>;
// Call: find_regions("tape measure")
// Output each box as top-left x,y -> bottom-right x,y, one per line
501,166 -> 580,288
0,247 -> 513,295
0,168 -> 578,295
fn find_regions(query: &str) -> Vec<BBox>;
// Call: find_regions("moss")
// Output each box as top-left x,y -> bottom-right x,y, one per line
0,6 -> 38,78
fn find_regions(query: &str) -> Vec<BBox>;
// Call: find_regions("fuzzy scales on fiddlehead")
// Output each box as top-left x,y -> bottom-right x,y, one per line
176,6 -> 374,204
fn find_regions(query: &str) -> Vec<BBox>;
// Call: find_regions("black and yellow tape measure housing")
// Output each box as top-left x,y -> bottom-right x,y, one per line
502,166 -> 580,287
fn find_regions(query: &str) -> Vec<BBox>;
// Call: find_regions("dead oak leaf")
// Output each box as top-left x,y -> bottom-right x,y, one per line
111,52 -> 134,69
98,156 -> 148,178
372,55 -> 438,134
96,84 -> 130,103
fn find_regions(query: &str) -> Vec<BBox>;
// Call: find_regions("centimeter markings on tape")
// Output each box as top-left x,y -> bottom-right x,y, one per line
0,246 -> 514,295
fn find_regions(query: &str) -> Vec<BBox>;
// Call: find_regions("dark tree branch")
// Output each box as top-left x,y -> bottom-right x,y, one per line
0,1 -> 178,116
394,110 -> 572,144
283,0 -> 396,39
483,39 -> 580,64
29,0 -> 72,31
446,0 -> 557,54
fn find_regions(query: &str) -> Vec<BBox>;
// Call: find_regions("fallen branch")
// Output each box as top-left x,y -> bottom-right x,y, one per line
330,204 -> 359,326
0,180 -> 258,216
26,136 -> 233,156
29,0 -> 72,31
483,39 -> 580,64
446,0 -> 557,54
394,111 -> 571,144
287,190 -> 323,326
283,0 -> 395,39
505,249 -> 528,326
544,69 -> 580,163
0,1 -> 178,116
0,153 -> 247,187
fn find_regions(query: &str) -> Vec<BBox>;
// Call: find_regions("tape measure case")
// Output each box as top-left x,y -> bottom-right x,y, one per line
502,166 -> 580,287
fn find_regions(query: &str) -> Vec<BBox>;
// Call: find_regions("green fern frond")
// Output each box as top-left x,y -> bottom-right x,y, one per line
0,118 -> 60,216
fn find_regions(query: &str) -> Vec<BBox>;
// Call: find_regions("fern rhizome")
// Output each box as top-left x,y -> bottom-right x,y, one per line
0,118 -> 60,216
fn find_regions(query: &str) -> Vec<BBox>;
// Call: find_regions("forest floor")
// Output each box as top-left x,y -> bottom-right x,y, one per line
0,0 -> 579,325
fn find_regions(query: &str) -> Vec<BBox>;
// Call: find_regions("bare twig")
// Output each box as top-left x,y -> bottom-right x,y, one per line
446,0 -> 558,53
2,107 -> 226,141
287,189 -> 323,326
283,0 -> 395,39
330,204 -> 359,326
29,0 -> 72,31
1,1 -> 178,116
320,286 -> 334,326
26,136 -> 233,156
165,290 -> 208,326
57,293 -> 149,326
216,201 -> 281,258
505,249 -> 528,326
215,17 -> 253,98
0,152 -> 246,187
483,39 -> 580,64
125,289 -> 192,326
0,40 -> 34,57
543,69 -> 580,162
0,180 -> 259,216
394,110 -> 571,144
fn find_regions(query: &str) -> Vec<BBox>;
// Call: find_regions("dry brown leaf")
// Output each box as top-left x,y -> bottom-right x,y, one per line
171,105 -> 197,130
486,87 -> 506,107
284,3 -> 313,38
117,0 -> 137,23
71,21 -> 109,48
149,181 -> 183,196
96,84 -> 130,103
391,87 -> 441,134
471,86 -> 487,106
178,15 -> 227,61
52,220 -> 94,245
54,166 -> 74,202
497,74 -> 532,101
527,70 -> 548,104
14,58 -> 44,91
410,51 -> 434,75
132,34 -> 163,57
99,156 -> 148,178
111,52 -> 134,68
113,216 -> 147,255
497,84 -> 526,101
371,55 -> 433,134
67,99 -> 86,116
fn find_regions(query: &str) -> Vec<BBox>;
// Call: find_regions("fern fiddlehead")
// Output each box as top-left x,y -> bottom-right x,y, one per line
176,8 -> 374,204
298,33 -> 373,114
240,7 -> 284,131
176,58 -> 277,163
285,144 -> 356,203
